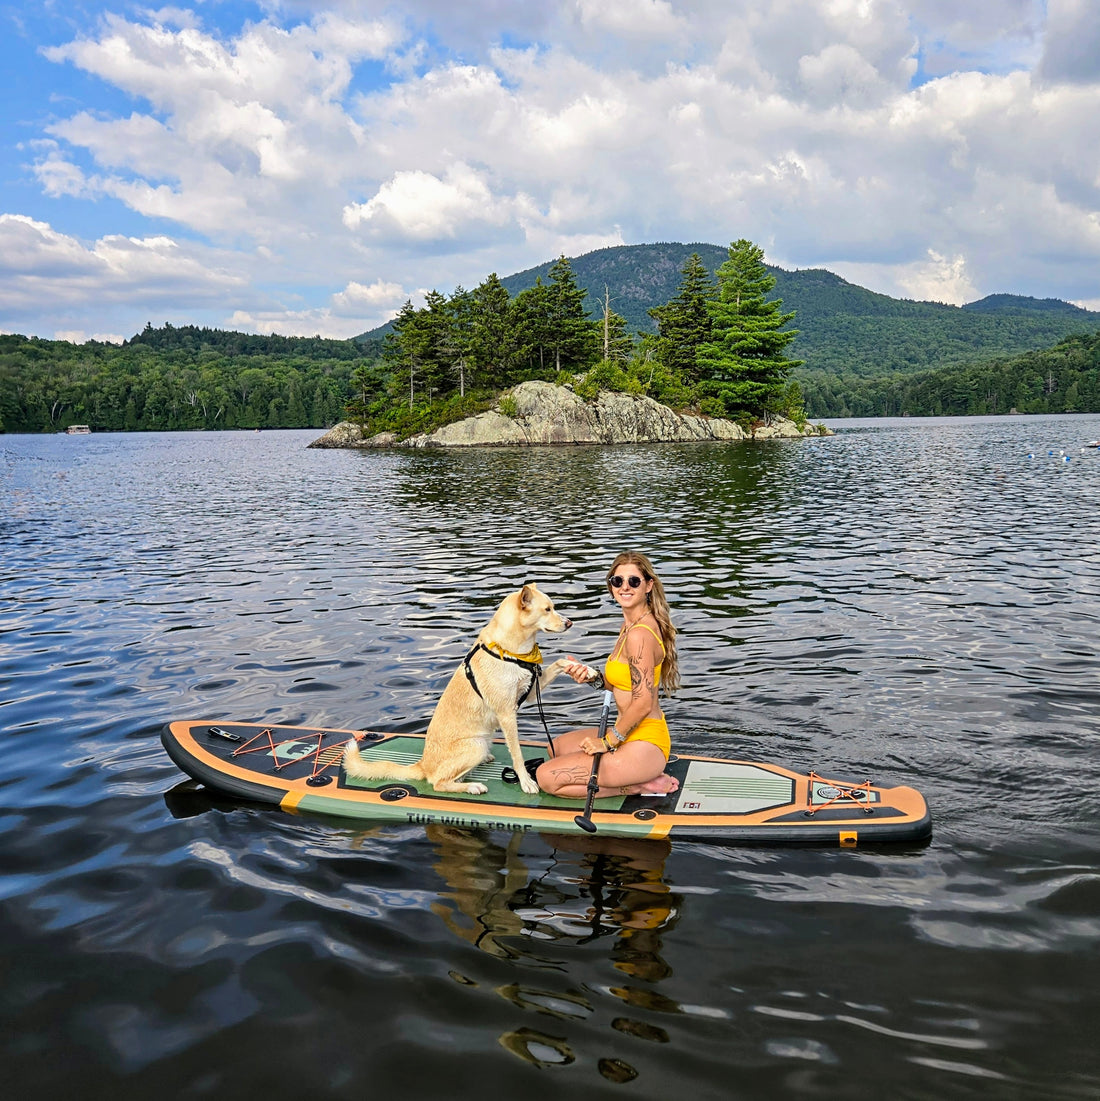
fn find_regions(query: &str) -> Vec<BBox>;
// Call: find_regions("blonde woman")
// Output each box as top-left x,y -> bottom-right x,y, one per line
537,551 -> 680,798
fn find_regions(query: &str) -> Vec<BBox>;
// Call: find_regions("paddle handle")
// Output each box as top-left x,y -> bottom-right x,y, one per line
575,690 -> 614,833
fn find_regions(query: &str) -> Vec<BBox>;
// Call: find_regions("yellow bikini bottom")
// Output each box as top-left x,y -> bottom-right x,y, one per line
623,714 -> 670,759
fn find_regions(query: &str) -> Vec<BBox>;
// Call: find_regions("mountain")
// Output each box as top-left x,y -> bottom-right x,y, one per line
356,242 -> 1100,379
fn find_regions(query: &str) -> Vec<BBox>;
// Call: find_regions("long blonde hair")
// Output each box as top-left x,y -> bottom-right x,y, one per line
606,551 -> 680,693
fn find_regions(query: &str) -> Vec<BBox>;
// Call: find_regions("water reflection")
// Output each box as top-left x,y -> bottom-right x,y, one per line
6,421 -> 1100,1099
423,823 -> 682,1080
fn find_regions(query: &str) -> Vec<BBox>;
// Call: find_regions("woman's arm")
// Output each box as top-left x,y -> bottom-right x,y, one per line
609,629 -> 660,743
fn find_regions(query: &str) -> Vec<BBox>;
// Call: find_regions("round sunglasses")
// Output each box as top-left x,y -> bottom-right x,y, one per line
608,574 -> 645,589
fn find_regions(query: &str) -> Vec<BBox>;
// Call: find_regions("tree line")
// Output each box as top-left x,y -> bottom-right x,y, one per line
0,326 -> 354,433
1,242 -> 805,436
355,242 -> 805,438
800,331 -> 1100,417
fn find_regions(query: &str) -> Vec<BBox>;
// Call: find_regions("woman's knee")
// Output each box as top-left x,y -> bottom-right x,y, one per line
550,727 -> 596,757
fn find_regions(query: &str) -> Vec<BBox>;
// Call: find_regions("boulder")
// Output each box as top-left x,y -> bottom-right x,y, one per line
307,381 -> 829,449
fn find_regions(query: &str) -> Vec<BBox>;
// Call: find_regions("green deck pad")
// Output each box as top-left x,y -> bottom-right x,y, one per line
349,736 -> 629,812
674,761 -> 796,815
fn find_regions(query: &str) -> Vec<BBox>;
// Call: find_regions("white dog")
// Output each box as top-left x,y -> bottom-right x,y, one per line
344,584 -> 570,795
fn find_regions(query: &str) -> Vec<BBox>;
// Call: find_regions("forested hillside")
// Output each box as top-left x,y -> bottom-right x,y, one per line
491,243 -> 1100,378
5,243 -> 1100,434
802,330 -> 1100,418
0,326 -> 356,433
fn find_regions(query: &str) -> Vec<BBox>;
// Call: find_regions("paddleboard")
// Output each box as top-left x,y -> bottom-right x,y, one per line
161,721 -> 932,846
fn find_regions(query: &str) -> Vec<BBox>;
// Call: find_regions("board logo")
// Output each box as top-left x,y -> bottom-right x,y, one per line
271,741 -> 314,762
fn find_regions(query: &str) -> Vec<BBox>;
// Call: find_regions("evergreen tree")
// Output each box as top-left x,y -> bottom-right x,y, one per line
447,285 -> 475,397
696,240 -> 802,418
470,273 -> 519,388
420,289 -> 458,403
385,300 -> 430,406
512,278 -> 552,379
648,253 -> 716,385
596,286 -> 634,364
545,255 -> 598,374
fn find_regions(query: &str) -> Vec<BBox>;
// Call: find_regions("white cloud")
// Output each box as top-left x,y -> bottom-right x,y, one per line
1039,0 -> 1100,84
0,213 -> 248,337
2,1 -> 1099,340
53,329 -> 126,344
798,43 -> 891,106
846,249 -> 978,305
343,162 -> 516,243
574,0 -> 685,38
331,278 -> 407,314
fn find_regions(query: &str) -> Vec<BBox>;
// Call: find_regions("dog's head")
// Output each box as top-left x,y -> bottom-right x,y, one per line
516,582 -> 571,635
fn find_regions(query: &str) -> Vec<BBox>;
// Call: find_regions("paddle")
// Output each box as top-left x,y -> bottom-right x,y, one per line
574,689 -> 614,833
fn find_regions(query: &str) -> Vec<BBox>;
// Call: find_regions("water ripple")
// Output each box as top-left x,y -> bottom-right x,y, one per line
3,420 -> 1100,1098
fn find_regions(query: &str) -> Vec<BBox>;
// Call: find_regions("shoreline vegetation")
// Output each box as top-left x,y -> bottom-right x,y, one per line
2,240 -> 1099,436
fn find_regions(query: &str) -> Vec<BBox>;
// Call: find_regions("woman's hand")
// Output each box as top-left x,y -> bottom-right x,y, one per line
562,656 -> 597,684
581,736 -> 608,756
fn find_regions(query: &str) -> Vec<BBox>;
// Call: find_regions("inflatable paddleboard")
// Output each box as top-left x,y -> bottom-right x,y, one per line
161,721 -> 932,846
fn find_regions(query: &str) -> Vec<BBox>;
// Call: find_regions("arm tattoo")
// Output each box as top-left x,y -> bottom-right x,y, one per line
627,644 -> 657,703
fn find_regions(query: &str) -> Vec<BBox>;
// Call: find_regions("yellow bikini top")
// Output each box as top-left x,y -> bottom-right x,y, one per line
604,620 -> 665,692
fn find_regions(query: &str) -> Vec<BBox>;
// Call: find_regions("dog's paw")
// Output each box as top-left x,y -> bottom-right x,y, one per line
465,782 -> 489,795
519,774 -> 540,796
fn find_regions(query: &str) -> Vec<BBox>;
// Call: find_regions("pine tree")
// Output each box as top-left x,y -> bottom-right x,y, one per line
419,290 -> 458,404
512,278 -> 551,379
648,253 -> 716,385
545,255 -> 598,375
696,240 -> 802,418
470,274 -> 519,389
385,300 -> 431,407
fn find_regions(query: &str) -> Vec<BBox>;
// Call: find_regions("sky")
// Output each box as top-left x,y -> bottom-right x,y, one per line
1,0 -> 1098,344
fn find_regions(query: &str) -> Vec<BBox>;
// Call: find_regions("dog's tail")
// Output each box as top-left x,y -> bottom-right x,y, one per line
343,739 -> 427,783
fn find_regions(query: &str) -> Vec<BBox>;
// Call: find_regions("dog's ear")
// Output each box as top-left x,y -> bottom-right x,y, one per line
519,583 -> 538,607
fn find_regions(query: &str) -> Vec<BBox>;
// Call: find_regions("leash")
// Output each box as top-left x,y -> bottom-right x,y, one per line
463,641 -> 555,756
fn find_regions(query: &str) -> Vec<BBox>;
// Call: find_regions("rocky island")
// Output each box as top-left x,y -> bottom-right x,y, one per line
309,381 -> 830,449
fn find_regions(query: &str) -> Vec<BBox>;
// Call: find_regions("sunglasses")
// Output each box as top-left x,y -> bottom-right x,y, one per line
608,574 -> 645,590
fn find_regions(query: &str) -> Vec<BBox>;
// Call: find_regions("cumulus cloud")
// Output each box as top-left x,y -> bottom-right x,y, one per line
1039,0 -> 1100,84
574,0 -> 686,38
2,0 -> 1099,340
343,163 -> 519,244
331,278 -> 407,315
0,213 -> 248,338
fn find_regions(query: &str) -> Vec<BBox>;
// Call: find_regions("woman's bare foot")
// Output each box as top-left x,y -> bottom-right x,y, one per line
636,773 -> 679,795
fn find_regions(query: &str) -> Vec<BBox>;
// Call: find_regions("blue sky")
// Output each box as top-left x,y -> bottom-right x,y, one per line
1,0 -> 1097,342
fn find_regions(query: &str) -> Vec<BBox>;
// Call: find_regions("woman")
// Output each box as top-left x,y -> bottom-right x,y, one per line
536,551 -> 680,798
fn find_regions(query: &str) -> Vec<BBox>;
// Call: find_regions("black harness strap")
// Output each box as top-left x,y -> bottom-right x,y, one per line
463,642 -> 554,755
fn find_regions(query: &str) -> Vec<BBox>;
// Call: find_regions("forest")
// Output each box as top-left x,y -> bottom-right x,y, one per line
800,330 -> 1100,418
1,243 -> 805,435
3,241 -> 1100,434
0,326 -> 359,433
353,244 -> 802,439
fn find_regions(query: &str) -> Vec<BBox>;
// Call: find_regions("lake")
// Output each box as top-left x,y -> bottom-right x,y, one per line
2,415 -> 1098,1099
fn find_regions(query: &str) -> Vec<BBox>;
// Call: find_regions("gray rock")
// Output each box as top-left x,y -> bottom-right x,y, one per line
307,381 -> 829,449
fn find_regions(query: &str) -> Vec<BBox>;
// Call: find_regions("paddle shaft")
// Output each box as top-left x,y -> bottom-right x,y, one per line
575,690 -> 614,833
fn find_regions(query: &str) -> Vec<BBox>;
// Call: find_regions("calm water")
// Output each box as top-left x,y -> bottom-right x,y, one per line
2,417 -> 1099,1099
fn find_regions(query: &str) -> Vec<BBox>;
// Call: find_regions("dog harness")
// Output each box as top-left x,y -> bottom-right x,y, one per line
463,640 -> 553,752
